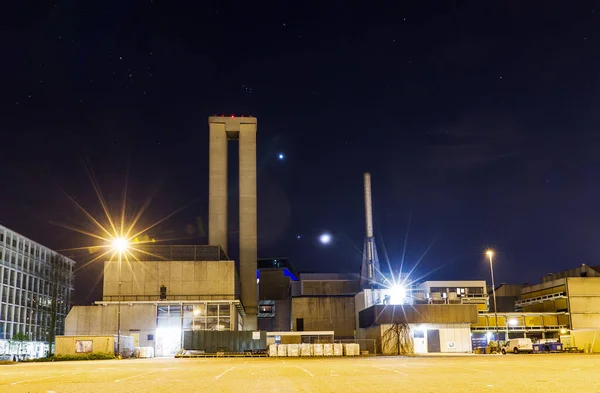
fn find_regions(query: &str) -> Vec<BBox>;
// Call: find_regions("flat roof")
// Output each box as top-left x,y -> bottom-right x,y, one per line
266,331 -> 334,337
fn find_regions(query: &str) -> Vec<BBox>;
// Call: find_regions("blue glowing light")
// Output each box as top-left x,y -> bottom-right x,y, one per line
319,233 -> 332,245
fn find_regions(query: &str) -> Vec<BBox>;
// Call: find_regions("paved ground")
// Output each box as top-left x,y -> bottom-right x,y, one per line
0,354 -> 599,392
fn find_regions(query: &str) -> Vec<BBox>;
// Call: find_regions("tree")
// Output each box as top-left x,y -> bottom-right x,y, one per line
10,332 -> 29,360
382,322 -> 414,355
47,254 -> 70,356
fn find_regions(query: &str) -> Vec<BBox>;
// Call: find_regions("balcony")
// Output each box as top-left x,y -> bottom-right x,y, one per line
515,291 -> 567,308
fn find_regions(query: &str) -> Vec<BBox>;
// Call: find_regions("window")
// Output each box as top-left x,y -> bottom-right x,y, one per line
207,305 -> 218,316
147,334 -> 154,341
219,304 -> 230,316
413,330 -> 425,338
157,306 -> 169,318
169,305 -> 182,318
468,287 -> 483,295
259,305 -> 273,313
296,318 -> 304,331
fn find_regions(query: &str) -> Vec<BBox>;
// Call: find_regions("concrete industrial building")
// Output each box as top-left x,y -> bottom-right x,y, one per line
62,116 -> 260,356
65,245 -> 244,357
60,113 -> 600,357
0,224 -> 75,357
257,258 -> 296,332
353,282 -> 482,354
291,273 -> 359,339
469,265 -> 600,353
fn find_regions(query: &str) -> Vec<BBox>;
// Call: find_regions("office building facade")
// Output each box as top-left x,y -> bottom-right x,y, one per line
0,224 -> 75,341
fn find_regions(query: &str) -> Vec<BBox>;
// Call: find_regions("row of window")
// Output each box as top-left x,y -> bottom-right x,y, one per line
0,248 -> 73,278
0,231 -> 48,260
429,287 -> 484,295
156,304 -> 238,331
0,266 -> 72,299
0,304 -> 63,324
0,321 -> 62,340
0,287 -> 68,312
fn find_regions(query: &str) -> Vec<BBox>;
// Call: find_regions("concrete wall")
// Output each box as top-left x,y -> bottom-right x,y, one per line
567,277 -> 600,329
291,297 -> 356,338
103,260 -> 237,301
258,300 -> 291,332
259,270 -> 291,300
55,335 -> 133,356
434,324 -> 472,353
360,304 -> 479,327
569,330 -> 600,353
302,280 -> 359,296
65,304 -> 157,347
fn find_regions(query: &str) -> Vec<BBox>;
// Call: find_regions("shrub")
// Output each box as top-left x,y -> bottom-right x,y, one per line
20,352 -> 116,362
54,353 -> 116,361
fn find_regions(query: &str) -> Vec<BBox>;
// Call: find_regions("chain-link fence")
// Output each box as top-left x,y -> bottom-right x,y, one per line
300,335 -> 335,344
335,338 -> 377,355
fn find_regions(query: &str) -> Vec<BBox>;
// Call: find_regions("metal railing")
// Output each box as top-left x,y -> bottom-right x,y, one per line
102,294 -> 238,302
515,292 -> 567,307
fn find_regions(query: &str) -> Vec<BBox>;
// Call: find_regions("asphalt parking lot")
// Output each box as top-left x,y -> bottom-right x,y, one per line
0,354 -> 598,393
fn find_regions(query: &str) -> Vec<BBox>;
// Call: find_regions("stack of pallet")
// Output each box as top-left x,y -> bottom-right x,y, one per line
333,343 -> 344,356
287,344 -> 299,357
300,343 -> 312,357
344,343 -> 360,356
267,343 -> 360,357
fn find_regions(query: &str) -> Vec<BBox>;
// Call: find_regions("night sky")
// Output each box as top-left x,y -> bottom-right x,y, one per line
3,1 -> 600,305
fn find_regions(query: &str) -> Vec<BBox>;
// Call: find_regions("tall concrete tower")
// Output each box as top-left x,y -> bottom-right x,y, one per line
208,115 -> 258,330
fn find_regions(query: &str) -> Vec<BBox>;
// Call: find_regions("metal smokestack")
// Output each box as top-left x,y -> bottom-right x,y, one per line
360,172 -> 380,289
364,172 -> 374,238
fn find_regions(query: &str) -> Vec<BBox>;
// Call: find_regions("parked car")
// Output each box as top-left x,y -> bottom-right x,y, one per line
501,338 -> 533,354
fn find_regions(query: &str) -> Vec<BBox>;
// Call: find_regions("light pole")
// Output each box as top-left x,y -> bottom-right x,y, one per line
112,238 -> 128,358
486,250 -> 499,344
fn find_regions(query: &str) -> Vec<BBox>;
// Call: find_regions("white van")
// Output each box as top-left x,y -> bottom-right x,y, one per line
501,338 -> 533,354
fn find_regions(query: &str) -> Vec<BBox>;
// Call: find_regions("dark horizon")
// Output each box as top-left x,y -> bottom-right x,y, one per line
3,1 -> 600,305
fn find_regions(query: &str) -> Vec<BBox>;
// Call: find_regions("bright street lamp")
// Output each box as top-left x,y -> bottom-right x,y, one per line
389,285 -> 407,305
112,237 -> 129,358
112,238 -> 128,253
486,249 -> 499,343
